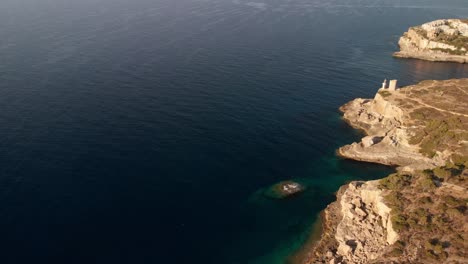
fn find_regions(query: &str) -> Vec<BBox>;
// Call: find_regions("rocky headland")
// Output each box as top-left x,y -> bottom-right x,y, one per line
393,19 -> 468,63
339,79 -> 468,171
306,79 -> 468,263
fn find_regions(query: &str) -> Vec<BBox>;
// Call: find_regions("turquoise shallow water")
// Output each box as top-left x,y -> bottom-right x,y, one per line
225,114 -> 396,263
0,0 -> 467,263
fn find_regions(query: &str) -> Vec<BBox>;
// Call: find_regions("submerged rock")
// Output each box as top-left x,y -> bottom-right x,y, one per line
263,180 -> 305,199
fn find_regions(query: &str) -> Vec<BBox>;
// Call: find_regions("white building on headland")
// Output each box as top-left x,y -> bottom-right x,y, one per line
381,79 -> 387,89
381,79 -> 398,91
389,80 -> 398,91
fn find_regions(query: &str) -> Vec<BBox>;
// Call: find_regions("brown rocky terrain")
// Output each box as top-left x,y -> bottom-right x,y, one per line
394,19 -> 468,63
305,79 -> 468,264
339,79 -> 468,171
376,164 -> 467,263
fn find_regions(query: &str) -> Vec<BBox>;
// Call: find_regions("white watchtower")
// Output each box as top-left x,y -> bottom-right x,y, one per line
389,80 -> 398,91
381,79 -> 387,89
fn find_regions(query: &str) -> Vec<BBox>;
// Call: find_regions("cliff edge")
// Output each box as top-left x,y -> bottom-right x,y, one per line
339,79 -> 468,171
306,79 -> 468,264
393,19 -> 468,63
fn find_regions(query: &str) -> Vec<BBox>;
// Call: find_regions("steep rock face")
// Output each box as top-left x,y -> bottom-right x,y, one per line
338,91 -> 435,170
305,79 -> 468,264
335,181 -> 398,263
307,181 -> 398,264
338,79 -> 468,171
394,19 -> 468,63
369,93 -> 404,122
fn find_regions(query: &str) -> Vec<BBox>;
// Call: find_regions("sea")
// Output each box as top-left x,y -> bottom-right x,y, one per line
0,0 -> 467,263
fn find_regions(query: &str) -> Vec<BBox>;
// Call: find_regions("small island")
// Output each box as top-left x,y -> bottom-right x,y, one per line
394,19 -> 468,63
306,79 -> 468,263
263,180 -> 305,199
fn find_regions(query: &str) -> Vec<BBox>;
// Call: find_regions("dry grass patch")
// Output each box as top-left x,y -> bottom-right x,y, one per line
379,163 -> 467,262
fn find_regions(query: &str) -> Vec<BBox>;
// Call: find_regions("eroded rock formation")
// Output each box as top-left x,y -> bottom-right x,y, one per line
394,19 -> 468,63
305,79 -> 468,264
339,79 -> 468,172
308,180 -> 399,264
335,181 -> 398,263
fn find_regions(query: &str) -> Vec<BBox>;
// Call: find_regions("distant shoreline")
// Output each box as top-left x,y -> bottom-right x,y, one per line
394,19 -> 468,64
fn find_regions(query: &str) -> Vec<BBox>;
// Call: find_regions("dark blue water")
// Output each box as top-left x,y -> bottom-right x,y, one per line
0,0 -> 467,263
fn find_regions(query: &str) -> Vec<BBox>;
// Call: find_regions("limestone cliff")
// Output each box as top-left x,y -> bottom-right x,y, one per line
313,180 -> 399,264
393,19 -> 468,63
305,79 -> 468,264
339,79 -> 468,171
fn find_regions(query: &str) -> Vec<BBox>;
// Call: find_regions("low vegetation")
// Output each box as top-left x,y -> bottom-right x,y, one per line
408,116 -> 466,157
414,22 -> 468,55
378,90 -> 392,97
433,32 -> 468,52
401,81 -> 468,159
430,47 -> 466,56
378,164 -> 467,262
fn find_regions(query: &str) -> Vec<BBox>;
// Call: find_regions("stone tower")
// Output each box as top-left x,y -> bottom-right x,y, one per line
389,80 -> 398,91
381,79 -> 387,89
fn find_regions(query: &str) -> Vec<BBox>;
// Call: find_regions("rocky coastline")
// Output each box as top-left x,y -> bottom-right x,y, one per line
307,180 -> 399,264
305,79 -> 468,263
393,19 -> 468,63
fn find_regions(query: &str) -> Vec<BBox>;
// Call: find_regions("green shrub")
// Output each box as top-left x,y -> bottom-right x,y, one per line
443,196 -> 461,207
387,247 -> 404,257
413,208 -> 426,217
418,174 -> 437,191
435,33 -> 468,50
391,214 -> 409,232
431,47 -> 466,56
413,117 -> 466,157
434,167 -> 453,178
410,112 -> 426,121
379,173 -> 412,190
409,208 -> 431,226
378,90 -> 392,97
409,129 -> 426,144
428,164 -> 465,184
424,238 -> 449,261
384,191 -> 404,209
425,250 -> 437,259
419,196 -> 432,205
